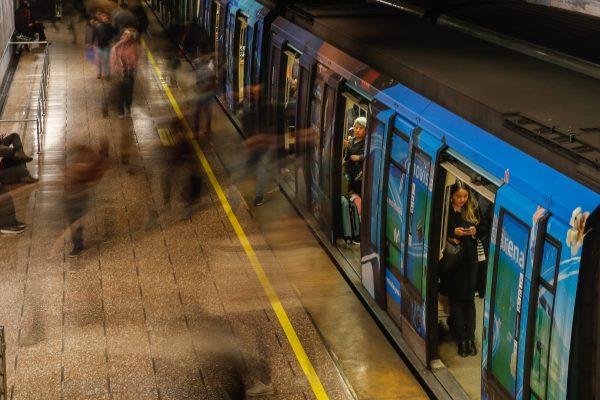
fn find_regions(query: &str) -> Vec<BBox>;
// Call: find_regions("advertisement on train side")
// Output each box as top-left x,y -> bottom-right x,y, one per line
490,213 -> 529,397
526,0 -> 600,17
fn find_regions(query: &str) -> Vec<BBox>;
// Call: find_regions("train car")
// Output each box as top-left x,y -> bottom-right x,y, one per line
242,3 -> 599,400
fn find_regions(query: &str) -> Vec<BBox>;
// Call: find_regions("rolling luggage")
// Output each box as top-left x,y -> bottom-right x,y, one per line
341,195 -> 360,244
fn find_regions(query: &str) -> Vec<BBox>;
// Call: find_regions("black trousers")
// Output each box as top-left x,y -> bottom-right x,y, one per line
0,185 -> 18,228
449,296 -> 476,342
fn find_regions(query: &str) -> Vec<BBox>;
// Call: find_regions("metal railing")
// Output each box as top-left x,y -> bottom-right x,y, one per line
0,326 -> 6,400
0,40 -> 50,154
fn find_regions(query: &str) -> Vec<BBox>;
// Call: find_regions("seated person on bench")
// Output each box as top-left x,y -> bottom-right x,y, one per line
0,132 -> 39,184
15,0 -> 47,42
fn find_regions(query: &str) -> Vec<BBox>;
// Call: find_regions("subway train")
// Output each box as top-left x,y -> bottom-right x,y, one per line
151,0 -> 600,399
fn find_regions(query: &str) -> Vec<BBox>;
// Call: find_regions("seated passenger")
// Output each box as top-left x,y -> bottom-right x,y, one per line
343,116 -> 367,196
0,185 -> 26,234
0,132 -> 38,184
14,0 -> 47,42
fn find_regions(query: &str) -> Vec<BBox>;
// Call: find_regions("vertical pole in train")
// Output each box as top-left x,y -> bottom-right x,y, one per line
0,326 -> 6,400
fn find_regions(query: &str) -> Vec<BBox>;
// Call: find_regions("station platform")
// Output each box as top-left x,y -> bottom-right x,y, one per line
0,12 -> 430,400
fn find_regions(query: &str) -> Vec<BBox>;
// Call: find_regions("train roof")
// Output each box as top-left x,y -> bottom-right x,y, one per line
281,2 -> 600,193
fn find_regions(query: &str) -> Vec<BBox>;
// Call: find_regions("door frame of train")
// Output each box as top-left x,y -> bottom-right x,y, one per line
296,53 -> 316,209
402,127 -> 443,365
482,184 -> 541,400
361,102 -> 394,306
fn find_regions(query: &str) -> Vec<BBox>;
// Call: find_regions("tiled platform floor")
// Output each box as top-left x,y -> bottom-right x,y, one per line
0,11 -> 429,400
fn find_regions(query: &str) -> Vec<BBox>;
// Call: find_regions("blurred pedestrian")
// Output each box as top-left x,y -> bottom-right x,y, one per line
160,120 -> 203,220
128,0 -> 148,36
90,10 -> 115,80
112,2 -> 138,36
192,51 -> 216,136
111,27 -> 139,117
63,141 -> 109,257
241,84 -> 276,207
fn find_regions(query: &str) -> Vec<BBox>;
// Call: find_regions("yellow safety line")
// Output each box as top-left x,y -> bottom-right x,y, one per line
142,40 -> 329,399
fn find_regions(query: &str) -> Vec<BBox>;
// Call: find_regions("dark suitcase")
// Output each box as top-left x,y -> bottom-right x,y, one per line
341,195 -> 360,244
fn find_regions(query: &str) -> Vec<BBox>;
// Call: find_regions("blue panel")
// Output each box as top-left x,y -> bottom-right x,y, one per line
377,84 -> 431,127
394,115 -> 414,137
417,101 -> 600,224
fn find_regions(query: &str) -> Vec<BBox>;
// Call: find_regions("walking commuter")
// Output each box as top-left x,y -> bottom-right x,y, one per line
63,142 -> 109,257
192,50 -> 217,136
128,0 -> 149,36
91,11 -> 115,80
159,120 -> 203,220
111,2 -> 138,36
241,84 -> 276,207
111,28 -> 139,117
441,180 -> 480,357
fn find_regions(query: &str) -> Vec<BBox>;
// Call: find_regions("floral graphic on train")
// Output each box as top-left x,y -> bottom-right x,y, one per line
565,207 -> 590,256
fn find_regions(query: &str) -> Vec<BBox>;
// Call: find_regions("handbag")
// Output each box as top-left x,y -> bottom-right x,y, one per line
86,46 -> 95,63
477,239 -> 486,262
440,239 -> 463,275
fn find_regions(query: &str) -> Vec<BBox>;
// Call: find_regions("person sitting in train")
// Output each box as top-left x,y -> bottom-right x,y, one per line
440,180 -> 480,358
14,0 -> 47,42
343,116 -> 367,196
0,132 -> 39,184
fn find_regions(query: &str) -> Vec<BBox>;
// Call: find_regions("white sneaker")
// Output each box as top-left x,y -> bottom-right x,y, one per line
245,381 -> 274,397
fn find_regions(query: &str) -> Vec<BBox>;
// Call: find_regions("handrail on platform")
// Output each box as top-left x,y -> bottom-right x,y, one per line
0,40 -> 50,154
0,326 -> 6,400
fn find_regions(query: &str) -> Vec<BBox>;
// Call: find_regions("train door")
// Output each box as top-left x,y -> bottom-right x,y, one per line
306,63 -> 341,235
296,56 -> 314,210
390,127 -> 442,364
359,104 -> 393,305
335,86 -> 369,273
431,156 -> 497,398
339,88 -> 368,198
482,185 -> 540,400
279,47 -> 300,192
381,115 -> 412,320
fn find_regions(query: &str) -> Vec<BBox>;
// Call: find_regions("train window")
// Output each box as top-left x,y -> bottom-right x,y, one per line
283,49 -> 300,155
237,15 -> 248,105
308,73 -> 324,215
386,133 -> 410,274
530,239 -> 559,400
341,91 -> 367,141
539,240 -> 558,288
390,131 -> 410,166
320,85 -> 335,197
213,1 -> 220,59
489,211 -> 530,397
310,77 -> 323,133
